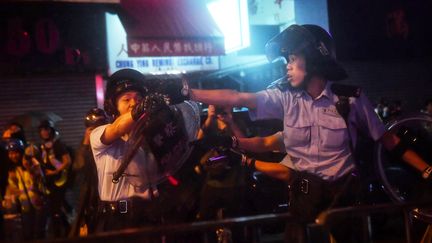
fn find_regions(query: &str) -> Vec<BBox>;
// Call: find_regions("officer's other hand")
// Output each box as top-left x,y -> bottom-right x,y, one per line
131,93 -> 167,121
131,97 -> 150,121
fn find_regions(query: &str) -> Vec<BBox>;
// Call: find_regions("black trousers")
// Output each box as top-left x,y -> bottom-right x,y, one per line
286,171 -> 363,243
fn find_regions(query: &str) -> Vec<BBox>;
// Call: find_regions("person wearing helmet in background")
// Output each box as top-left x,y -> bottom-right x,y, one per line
2,139 -> 46,241
0,123 -> 27,240
69,108 -> 109,236
2,122 -> 27,145
90,68 -> 169,233
177,24 -> 431,242
38,119 -> 72,238
1,122 -> 28,198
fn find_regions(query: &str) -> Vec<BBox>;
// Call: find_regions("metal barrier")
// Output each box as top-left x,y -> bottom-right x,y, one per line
38,201 -> 432,243
315,201 -> 432,243
41,212 -> 292,243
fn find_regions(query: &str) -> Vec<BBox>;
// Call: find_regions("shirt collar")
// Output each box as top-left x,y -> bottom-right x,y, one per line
294,81 -> 333,100
293,90 -> 303,98
321,81 -> 333,99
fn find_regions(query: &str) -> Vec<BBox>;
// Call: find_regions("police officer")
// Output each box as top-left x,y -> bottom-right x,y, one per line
180,24 -> 431,241
89,69 -> 167,232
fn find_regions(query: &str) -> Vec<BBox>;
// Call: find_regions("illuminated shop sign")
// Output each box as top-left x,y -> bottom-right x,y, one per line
105,13 -> 220,74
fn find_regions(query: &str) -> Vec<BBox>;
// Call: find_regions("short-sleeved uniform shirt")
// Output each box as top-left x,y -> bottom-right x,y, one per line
90,125 -> 158,201
249,81 -> 386,181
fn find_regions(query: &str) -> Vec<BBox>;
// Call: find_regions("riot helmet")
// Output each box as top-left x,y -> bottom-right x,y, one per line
5,138 -> 24,153
38,120 -> 58,140
104,69 -> 150,118
85,108 -> 109,128
265,24 -> 347,81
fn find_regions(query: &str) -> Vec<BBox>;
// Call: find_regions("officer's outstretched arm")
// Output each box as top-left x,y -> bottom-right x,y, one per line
190,89 -> 258,109
101,94 -> 167,145
238,132 -> 284,153
101,112 -> 135,145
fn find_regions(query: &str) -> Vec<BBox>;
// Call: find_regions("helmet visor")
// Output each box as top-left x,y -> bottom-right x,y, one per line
265,24 -> 315,63
265,41 -> 287,64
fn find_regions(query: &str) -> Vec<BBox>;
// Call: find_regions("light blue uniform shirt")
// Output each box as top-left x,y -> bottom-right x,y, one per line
249,81 -> 386,181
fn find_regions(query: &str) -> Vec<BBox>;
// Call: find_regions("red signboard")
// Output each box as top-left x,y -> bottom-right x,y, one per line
120,0 -> 225,57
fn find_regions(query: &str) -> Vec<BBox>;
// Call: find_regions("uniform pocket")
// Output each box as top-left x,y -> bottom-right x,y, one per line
284,118 -> 311,148
318,116 -> 348,150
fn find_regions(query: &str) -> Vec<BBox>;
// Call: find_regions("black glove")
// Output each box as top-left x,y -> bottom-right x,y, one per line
191,134 -> 238,149
131,93 -> 168,121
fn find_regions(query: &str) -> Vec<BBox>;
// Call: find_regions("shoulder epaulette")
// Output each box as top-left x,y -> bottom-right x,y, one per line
330,83 -> 362,98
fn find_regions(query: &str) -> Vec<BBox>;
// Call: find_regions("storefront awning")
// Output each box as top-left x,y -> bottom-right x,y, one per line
119,0 -> 225,57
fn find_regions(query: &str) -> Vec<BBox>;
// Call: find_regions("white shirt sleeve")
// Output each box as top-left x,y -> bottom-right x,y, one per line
89,124 -> 111,158
249,89 -> 285,121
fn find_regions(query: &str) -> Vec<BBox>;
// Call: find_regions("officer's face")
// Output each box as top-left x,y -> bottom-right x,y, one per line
286,54 -> 307,88
116,91 -> 143,116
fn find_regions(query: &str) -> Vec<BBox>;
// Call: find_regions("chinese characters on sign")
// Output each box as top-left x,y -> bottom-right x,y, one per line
127,38 -> 225,57
106,13 -> 220,74
114,56 -> 217,71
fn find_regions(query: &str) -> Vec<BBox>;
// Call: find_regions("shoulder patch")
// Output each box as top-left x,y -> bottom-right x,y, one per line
331,83 -> 361,98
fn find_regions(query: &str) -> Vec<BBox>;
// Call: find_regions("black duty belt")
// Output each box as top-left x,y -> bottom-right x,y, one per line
290,171 -> 353,195
98,199 -> 131,214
